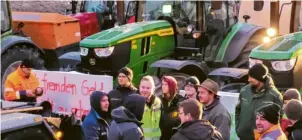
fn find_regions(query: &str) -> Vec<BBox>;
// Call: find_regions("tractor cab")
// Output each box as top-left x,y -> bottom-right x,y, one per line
1,1 -> 11,36
130,1 -> 238,65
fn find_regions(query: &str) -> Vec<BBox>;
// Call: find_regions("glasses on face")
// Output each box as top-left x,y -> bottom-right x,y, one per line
185,84 -> 195,88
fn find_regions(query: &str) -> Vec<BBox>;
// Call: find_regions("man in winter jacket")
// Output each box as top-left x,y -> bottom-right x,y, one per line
198,79 -> 231,140
4,59 -> 43,102
171,99 -> 223,140
284,99 -> 302,140
108,67 -> 138,111
139,76 -> 162,139
235,63 -> 283,140
108,94 -> 146,140
82,91 -> 111,140
254,102 -> 287,140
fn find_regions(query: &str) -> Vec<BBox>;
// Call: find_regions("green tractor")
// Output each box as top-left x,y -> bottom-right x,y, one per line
249,32 -> 302,93
62,0 -> 268,88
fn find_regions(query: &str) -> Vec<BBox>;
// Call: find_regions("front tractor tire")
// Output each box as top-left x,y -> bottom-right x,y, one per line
1,45 -> 45,84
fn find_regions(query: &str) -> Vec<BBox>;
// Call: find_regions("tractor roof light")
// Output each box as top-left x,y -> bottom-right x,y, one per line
187,25 -> 195,33
249,58 -> 263,68
266,28 -> 277,37
263,36 -> 271,43
271,58 -> 296,72
80,47 -> 88,56
94,46 -> 114,57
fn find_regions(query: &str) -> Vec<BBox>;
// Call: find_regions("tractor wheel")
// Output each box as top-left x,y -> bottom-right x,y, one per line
1,45 -> 45,86
154,73 -> 190,96
230,42 -> 258,68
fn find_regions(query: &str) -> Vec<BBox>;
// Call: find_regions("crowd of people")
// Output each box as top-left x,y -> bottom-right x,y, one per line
3,59 -> 302,140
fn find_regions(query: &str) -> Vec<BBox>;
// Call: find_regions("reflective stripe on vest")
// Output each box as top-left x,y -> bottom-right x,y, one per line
262,128 -> 282,140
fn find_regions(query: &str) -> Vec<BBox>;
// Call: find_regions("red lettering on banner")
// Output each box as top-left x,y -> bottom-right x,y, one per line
81,80 -> 105,96
41,73 -> 77,94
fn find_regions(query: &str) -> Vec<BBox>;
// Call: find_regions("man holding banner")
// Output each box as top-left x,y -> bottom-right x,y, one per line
4,59 -> 43,102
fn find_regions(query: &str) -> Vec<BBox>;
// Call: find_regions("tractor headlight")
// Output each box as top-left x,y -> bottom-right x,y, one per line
80,47 -> 88,56
266,28 -> 277,37
249,58 -> 263,68
94,46 -> 114,57
271,58 -> 296,72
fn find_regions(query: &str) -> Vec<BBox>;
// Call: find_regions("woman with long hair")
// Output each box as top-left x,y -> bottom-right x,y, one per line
159,76 -> 186,140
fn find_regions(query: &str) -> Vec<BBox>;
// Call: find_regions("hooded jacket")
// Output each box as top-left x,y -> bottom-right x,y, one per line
4,66 -> 39,102
159,94 -> 186,140
170,120 -> 223,140
108,84 -> 138,111
82,91 -> 110,140
108,94 -> 145,140
203,97 -> 231,140
286,120 -> 302,140
235,76 -> 283,140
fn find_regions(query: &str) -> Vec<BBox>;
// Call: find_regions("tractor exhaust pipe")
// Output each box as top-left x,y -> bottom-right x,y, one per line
270,1 -> 279,35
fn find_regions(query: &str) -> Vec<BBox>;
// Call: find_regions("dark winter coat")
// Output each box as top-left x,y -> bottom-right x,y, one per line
170,120 -> 223,140
235,76 -> 283,140
82,91 -> 110,140
203,97 -> 231,140
286,120 -> 302,140
108,107 -> 144,140
108,85 -> 138,111
159,94 -> 186,140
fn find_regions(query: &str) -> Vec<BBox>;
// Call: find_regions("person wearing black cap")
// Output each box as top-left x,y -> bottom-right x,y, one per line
254,102 -> 287,140
108,94 -> 146,140
284,99 -> 302,140
4,59 -> 43,102
183,76 -> 200,99
235,63 -> 283,140
82,91 -> 111,140
108,67 -> 138,111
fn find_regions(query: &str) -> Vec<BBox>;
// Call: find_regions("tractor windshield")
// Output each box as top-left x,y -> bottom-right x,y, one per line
136,1 -> 197,30
1,1 -> 10,34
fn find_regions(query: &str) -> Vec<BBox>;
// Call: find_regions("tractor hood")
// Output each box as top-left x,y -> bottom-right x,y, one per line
250,32 -> 302,60
80,20 -> 173,48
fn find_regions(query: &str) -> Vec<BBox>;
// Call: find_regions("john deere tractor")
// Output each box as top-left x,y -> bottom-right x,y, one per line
63,0 -> 268,87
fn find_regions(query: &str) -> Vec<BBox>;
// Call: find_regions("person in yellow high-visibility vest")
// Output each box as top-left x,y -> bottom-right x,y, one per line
139,75 -> 162,140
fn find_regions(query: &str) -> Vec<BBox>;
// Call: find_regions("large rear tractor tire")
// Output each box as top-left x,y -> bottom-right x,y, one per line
1,45 -> 45,86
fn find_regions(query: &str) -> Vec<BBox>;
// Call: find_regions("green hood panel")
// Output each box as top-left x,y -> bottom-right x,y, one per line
250,32 -> 302,60
80,20 -> 172,48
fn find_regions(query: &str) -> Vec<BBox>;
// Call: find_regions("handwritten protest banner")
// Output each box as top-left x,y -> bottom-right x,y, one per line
33,70 -> 113,118
218,91 -> 240,140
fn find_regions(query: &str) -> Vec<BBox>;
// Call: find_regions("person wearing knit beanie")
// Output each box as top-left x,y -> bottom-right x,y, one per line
284,99 -> 302,140
248,63 -> 271,92
108,67 -> 138,111
254,102 -> 287,140
184,76 -> 200,99
236,64 -> 283,140
118,67 -> 134,82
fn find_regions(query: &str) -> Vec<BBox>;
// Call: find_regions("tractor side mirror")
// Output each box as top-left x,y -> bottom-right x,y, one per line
211,1 -> 222,10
